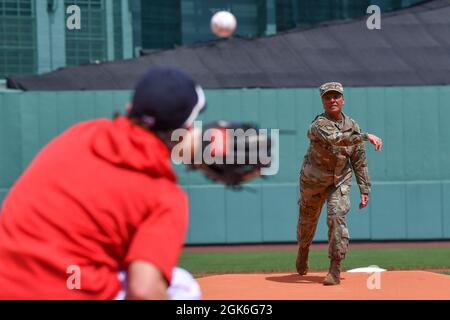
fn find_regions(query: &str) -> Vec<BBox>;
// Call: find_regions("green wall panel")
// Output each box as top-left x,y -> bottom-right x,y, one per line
370,183 -> 407,240
311,205 -> 328,242
277,89 -> 296,131
0,93 -> 22,188
240,89 -> 259,123
37,93 -> 59,146
277,135 -> 296,182
76,92 -> 98,121
1,86 -> 450,244
294,89 -> 314,165
403,88 -> 423,181
261,184 -> 297,242
185,186 -> 227,244
222,90 -> 242,121
366,88 -> 387,181
19,96 -> 41,168
345,88 -> 368,131
384,87 -> 405,181
225,185 -> 263,243
56,92 -> 80,133
0,189 -> 8,208
406,182 -> 443,239
258,89 -> 278,129
203,90 -> 225,120
443,182 -> 450,239
94,91 -> 115,118
346,182 -> 371,239
418,87 -> 440,181
438,87 -> 450,181
112,91 -> 132,115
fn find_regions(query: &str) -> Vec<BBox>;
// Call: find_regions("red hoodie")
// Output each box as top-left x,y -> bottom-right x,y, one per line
0,116 -> 188,300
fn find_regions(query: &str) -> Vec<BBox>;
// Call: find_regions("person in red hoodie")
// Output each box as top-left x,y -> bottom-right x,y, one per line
0,67 -> 207,300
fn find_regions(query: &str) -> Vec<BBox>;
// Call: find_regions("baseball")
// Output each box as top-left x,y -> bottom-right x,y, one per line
211,11 -> 237,38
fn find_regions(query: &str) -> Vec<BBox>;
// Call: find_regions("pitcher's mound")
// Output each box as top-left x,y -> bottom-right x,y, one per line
197,271 -> 450,300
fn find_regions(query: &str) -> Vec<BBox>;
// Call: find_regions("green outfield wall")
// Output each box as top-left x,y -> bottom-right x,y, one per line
1,86 -> 450,243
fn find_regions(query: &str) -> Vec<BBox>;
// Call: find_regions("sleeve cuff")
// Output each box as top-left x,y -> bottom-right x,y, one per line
361,133 -> 369,141
359,185 -> 371,194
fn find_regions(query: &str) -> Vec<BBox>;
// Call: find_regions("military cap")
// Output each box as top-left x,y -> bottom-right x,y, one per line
319,82 -> 344,96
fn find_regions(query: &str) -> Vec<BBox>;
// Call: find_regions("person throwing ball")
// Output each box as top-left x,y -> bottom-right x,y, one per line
296,82 -> 382,285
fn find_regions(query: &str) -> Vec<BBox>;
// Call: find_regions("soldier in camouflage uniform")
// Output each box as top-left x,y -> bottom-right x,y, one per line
296,82 -> 382,285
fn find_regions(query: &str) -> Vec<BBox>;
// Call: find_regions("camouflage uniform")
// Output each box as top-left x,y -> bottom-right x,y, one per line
297,83 -> 371,267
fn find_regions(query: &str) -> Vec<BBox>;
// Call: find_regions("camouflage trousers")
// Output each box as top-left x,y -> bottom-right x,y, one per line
297,177 -> 351,261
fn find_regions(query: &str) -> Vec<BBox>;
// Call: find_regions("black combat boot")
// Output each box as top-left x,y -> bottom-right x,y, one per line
296,247 -> 309,276
323,259 -> 341,285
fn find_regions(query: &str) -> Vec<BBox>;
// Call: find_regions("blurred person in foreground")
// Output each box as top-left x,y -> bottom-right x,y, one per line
0,67 -> 268,299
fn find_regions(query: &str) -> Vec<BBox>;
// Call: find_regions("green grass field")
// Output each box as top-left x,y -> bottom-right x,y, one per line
179,247 -> 450,275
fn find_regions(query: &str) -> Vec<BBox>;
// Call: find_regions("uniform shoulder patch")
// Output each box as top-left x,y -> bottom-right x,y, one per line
314,117 -> 335,131
345,116 -> 357,126
314,116 -> 331,126
348,118 -> 361,131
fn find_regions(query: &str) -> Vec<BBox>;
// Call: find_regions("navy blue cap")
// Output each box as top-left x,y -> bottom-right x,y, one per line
129,67 -> 206,130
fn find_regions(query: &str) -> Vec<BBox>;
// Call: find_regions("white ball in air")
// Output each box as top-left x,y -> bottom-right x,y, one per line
211,11 -> 237,38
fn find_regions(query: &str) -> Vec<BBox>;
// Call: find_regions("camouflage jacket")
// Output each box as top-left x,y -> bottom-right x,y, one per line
300,112 -> 371,194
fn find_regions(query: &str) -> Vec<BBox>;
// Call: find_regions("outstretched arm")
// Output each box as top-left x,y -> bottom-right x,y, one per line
350,142 -> 372,204
310,121 -> 369,147
311,121 -> 383,150
348,124 -> 383,209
